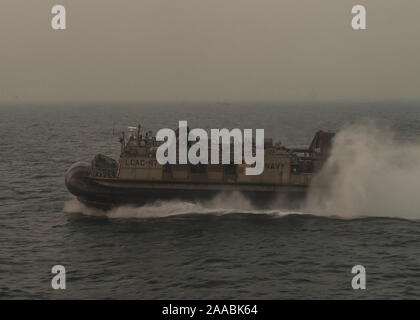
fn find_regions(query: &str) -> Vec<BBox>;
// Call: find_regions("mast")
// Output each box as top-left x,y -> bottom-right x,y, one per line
137,123 -> 141,141
119,131 -> 125,154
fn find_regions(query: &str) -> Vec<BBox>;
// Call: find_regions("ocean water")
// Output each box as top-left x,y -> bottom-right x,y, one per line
1,101 -> 420,299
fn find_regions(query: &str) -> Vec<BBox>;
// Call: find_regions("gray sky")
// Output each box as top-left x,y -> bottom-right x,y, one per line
1,0 -> 419,102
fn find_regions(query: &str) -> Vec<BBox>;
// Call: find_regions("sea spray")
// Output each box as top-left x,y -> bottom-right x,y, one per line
63,192 -> 300,219
305,119 -> 420,219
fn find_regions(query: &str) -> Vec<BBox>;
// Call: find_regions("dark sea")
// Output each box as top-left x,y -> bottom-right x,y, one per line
1,101 -> 420,299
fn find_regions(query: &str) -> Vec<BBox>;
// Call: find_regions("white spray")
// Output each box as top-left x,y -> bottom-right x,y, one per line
305,119 -> 420,219
63,192 -> 299,219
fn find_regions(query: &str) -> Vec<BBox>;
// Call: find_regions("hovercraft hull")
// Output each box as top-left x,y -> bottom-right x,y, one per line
65,162 -> 308,210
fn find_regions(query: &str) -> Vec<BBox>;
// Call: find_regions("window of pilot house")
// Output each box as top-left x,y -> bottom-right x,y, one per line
190,163 -> 207,174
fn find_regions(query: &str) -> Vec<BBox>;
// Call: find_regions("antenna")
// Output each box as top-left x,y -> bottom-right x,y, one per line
119,131 -> 125,154
137,123 -> 141,140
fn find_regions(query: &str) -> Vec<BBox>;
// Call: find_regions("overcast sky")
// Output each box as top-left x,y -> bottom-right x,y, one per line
1,0 -> 419,103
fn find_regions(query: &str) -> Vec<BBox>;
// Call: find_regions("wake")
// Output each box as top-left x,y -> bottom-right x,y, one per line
63,192 -> 302,219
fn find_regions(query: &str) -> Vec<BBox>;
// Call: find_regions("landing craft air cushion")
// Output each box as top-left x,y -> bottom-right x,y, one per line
65,125 -> 334,209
